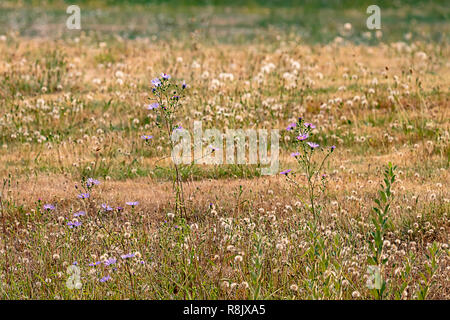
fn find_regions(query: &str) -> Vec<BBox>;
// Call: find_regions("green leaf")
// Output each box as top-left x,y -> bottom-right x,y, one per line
379,190 -> 387,203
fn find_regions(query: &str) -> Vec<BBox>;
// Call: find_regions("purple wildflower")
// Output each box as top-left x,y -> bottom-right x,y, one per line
86,178 -> 100,187
121,253 -> 136,259
291,152 -> 300,157
307,142 -> 320,149
286,123 -> 296,131
89,261 -> 102,267
330,145 -> 336,151
67,221 -> 82,228
151,78 -> 161,87
104,258 -> 117,266
182,80 -> 187,89
160,73 -> 171,80
43,204 -> 55,211
141,135 -> 153,141
146,102 -> 159,110
117,206 -> 124,212
73,211 -> 86,217
101,204 -> 114,212
280,169 -> 292,175
77,193 -> 90,199
297,133 -> 309,141
126,201 -> 139,207
304,123 -> 316,129
99,275 -> 111,282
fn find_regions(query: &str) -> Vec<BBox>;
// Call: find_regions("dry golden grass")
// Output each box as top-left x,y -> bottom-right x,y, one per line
0,35 -> 448,299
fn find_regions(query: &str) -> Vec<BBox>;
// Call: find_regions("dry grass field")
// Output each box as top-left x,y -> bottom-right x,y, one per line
0,0 -> 448,300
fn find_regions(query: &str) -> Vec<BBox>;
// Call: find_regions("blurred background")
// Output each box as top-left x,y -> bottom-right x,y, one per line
1,0 -> 448,44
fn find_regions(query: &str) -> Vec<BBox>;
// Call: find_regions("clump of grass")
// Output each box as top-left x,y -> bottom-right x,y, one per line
0,49 -> 66,97
416,242 -> 443,300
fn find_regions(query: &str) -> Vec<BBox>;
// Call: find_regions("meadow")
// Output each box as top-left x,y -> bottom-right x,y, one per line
0,0 -> 448,299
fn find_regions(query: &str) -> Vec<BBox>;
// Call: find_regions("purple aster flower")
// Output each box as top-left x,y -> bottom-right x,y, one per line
121,253 -> 136,259
73,211 -> 86,217
297,133 -> 309,141
160,73 -> 171,80
73,261 -> 78,265
87,177 -> 100,184
99,275 -> 111,282
141,135 -> 153,141
126,201 -> 139,207
67,221 -> 82,228
286,123 -> 296,131
89,261 -> 101,267
77,193 -> 90,199
304,123 -> 316,129
86,178 -> 100,187
330,145 -> 336,151
151,78 -> 161,87
117,206 -> 124,212
43,204 -> 55,211
104,258 -> 117,266
307,142 -> 320,149
146,102 -> 159,110
280,169 -> 292,175
182,80 -> 187,89
101,204 -> 113,212
291,152 -> 300,157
